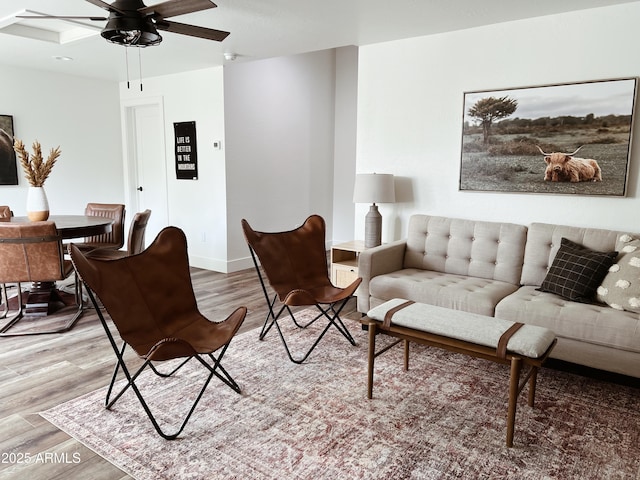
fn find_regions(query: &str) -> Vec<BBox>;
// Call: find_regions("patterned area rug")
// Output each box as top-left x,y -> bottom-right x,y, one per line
41,311 -> 640,479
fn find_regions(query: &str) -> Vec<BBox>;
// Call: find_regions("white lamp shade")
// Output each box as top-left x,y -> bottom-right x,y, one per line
353,173 -> 396,204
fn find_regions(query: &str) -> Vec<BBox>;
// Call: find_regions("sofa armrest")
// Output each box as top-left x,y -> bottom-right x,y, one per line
357,240 -> 407,312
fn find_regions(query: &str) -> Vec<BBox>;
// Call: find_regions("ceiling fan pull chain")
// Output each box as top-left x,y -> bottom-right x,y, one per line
139,47 -> 143,92
125,46 -> 131,90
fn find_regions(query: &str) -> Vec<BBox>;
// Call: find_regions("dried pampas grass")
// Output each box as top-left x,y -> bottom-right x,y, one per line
14,139 -> 61,187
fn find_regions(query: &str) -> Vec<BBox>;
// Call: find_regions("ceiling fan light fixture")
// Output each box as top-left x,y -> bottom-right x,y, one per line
101,16 -> 162,47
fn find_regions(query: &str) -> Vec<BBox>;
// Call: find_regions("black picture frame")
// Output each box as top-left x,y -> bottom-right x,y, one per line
174,121 -> 198,180
0,115 -> 18,186
459,77 -> 637,196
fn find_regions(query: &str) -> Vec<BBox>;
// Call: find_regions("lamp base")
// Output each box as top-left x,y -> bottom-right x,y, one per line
364,204 -> 382,248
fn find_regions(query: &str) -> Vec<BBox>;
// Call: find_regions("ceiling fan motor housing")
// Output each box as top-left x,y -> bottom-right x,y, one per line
101,0 -> 162,46
102,15 -> 162,46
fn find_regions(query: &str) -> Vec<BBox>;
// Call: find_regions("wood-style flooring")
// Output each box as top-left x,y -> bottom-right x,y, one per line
0,266 -> 359,480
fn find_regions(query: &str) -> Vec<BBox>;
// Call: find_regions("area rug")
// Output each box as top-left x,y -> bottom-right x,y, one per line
41,311 -> 640,479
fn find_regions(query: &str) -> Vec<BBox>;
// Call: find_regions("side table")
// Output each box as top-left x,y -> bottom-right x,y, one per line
330,240 -> 366,288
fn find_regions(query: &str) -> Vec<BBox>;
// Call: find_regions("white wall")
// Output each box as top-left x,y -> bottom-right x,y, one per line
116,51 -> 343,273
0,65 -> 123,214
356,3 -> 640,243
119,67 -> 228,271
332,46 -> 359,245
224,50 -> 338,270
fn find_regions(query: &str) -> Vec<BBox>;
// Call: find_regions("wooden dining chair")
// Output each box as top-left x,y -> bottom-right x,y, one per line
74,203 -> 126,252
86,209 -> 152,260
0,221 -> 83,336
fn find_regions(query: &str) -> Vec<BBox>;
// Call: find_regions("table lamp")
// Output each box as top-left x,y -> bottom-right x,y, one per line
353,173 -> 396,248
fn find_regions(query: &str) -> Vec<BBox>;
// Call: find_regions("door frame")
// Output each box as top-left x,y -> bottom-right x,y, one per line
119,96 -> 169,227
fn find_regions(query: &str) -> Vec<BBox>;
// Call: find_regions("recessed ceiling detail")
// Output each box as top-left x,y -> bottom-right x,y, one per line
0,10 -> 100,44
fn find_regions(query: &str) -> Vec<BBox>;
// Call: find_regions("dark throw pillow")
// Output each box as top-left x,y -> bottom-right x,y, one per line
538,237 -> 618,302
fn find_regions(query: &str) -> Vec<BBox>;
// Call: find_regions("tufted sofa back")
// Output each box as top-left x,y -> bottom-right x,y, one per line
520,223 -> 631,286
404,215 -> 528,285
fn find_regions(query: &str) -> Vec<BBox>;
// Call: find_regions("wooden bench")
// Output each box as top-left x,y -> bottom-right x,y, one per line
361,299 -> 557,447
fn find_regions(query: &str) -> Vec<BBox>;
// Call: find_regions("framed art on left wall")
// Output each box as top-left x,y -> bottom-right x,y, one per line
0,115 -> 18,186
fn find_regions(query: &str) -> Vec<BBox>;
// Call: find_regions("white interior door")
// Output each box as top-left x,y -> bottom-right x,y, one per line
123,99 -> 168,245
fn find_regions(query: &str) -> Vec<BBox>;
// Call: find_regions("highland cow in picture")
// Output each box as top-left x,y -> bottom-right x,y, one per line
537,146 -> 602,183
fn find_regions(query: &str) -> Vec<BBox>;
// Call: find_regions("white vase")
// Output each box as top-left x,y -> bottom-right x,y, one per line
26,186 -> 50,221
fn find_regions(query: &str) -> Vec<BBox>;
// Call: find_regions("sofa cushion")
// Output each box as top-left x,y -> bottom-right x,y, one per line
521,223 -> 622,287
495,286 -> 640,354
369,268 -> 520,317
538,238 -> 617,302
597,236 -> 640,313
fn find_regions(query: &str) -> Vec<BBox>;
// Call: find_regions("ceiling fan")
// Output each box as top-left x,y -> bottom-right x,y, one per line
17,0 -> 230,47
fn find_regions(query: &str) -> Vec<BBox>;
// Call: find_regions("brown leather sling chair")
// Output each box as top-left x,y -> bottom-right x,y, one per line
70,226 -> 247,440
242,215 -> 361,364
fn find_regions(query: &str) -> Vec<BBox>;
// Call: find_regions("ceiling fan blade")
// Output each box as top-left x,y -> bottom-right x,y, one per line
84,0 -> 127,15
140,0 -> 216,19
16,15 -> 108,21
155,19 -> 229,41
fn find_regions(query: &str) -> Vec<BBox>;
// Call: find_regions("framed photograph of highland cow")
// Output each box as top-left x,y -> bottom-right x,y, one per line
0,115 -> 19,186
459,77 -> 637,196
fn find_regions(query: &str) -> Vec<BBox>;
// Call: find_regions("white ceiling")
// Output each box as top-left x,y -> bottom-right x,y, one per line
1,0 -> 638,82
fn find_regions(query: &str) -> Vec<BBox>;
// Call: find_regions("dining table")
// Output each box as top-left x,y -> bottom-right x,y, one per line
2,215 -> 113,316
5,214 -> 113,239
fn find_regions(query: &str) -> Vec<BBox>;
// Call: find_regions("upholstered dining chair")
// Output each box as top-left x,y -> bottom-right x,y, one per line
0,221 -> 83,336
0,205 -> 11,219
69,226 -> 247,440
241,215 -> 361,364
0,206 -> 13,319
86,209 -> 152,260
74,203 -> 125,252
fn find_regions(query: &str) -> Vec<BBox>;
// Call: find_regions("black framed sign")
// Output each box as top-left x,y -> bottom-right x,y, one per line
174,121 -> 198,180
0,114 -> 19,185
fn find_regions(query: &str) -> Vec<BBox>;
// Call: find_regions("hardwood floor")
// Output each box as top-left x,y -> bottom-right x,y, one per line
0,266 -> 359,480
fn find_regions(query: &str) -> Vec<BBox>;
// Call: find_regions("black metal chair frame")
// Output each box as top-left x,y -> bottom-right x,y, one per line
0,283 -> 17,321
246,245 -> 356,364
81,285 -> 242,440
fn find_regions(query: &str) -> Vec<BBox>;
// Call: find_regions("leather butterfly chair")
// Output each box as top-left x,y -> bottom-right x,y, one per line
0,221 -> 83,336
74,203 -> 126,252
69,226 -> 247,440
241,215 -> 361,364
86,209 -> 152,260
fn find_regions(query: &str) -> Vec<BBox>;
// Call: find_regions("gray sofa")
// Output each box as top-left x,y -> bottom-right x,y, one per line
357,214 -> 640,378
